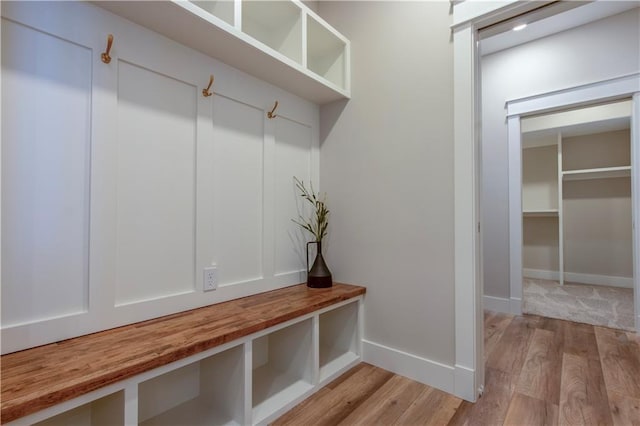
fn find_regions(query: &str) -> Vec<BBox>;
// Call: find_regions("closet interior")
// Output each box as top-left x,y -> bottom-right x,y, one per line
521,100 -> 633,289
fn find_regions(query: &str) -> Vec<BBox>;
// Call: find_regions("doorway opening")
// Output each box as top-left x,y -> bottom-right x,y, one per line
520,100 -> 635,331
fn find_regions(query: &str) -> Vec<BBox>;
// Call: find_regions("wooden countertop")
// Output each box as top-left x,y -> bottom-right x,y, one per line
1,283 -> 365,423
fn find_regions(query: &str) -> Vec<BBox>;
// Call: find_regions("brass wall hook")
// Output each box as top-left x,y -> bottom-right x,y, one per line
202,74 -> 214,97
267,101 -> 279,119
101,34 -> 114,64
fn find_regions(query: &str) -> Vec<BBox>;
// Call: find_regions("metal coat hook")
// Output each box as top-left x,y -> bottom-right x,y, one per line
267,101 -> 279,119
101,34 -> 114,64
202,74 -> 214,97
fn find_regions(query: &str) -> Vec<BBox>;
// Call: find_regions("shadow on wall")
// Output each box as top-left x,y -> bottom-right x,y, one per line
319,98 -> 349,145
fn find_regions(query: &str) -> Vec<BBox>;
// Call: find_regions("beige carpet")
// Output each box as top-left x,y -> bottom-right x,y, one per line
523,278 -> 635,331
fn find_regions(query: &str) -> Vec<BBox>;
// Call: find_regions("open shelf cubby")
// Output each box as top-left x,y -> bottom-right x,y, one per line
138,345 -> 245,426
33,391 -> 124,426
252,318 -> 314,424
242,0 -> 303,65
562,129 -> 630,172
189,0 -> 235,26
319,301 -> 360,383
307,15 -> 347,89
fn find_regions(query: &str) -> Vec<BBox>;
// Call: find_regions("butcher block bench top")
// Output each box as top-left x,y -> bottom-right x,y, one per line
1,283 -> 366,423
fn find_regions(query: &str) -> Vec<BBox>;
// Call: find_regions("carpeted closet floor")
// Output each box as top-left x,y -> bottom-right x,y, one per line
523,278 -> 635,331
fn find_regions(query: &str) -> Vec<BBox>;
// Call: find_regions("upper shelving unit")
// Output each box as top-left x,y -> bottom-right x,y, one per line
94,0 -> 351,104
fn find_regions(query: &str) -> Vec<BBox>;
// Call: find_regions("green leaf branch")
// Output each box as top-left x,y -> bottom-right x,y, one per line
292,177 -> 329,243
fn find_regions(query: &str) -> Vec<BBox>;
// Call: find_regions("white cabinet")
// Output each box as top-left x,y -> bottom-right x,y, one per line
8,298 -> 363,426
93,0 -> 351,104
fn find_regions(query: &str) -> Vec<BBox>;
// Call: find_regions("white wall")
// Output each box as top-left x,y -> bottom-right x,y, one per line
318,1 -> 456,386
481,8 -> 640,299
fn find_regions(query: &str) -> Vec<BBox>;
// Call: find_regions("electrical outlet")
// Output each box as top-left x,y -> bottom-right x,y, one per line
203,266 -> 218,292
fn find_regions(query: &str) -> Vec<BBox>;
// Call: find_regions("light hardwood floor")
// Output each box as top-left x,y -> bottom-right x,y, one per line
272,311 -> 640,425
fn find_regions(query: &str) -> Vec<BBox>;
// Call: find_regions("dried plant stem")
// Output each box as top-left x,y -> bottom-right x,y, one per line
292,177 -> 329,243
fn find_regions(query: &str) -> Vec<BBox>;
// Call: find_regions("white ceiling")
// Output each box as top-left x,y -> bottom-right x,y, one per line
480,1 -> 640,56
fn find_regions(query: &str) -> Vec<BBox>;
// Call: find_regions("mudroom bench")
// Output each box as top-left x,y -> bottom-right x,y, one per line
1,283 -> 365,425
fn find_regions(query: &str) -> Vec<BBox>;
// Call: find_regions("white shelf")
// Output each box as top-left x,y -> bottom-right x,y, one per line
562,165 -> 631,181
138,345 -> 245,426
523,209 -> 559,217
94,0 -> 350,104
33,391 -> 124,426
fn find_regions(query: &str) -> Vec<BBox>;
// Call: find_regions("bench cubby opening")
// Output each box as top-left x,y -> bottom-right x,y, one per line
138,345 -> 245,426
251,318 -> 314,423
33,391 -> 124,426
319,301 -> 360,382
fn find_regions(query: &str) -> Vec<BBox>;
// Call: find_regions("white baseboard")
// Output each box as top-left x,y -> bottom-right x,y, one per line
362,339 -> 456,396
483,295 -> 510,313
453,364 -> 477,402
483,295 -> 522,315
523,268 -> 633,289
510,297 -> 522,315
523,268 -> 557,281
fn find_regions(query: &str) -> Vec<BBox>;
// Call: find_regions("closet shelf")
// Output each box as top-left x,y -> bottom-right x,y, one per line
93,0 -> 350,105
562,166 -> 631,181
523,209 -> 559,217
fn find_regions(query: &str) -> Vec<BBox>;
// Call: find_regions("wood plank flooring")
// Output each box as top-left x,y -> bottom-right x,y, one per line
272,311 -> 640,425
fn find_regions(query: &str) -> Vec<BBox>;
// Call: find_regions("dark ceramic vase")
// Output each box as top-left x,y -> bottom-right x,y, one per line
306,241 -> 332,288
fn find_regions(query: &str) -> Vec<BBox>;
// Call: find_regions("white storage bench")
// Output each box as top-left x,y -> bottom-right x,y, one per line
1,283 -> 365,425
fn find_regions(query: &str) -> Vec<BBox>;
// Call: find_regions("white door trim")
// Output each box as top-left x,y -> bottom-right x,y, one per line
451,0 -> 547,402
506,73 -> 640,333
454,1 -> 640,402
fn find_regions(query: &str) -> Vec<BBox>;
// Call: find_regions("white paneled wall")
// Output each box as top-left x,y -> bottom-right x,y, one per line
212,95 -> 265,286
274,118 -> 312,276
1,18 -> 92,326
0,1 -> 319,354
115,61 -> 198,305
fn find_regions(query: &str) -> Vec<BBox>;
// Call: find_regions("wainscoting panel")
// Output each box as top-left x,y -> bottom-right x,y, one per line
1,19 -> 92,326
115,60 -> 198,306
274,118 -> 313,276
212,95 -> 265,286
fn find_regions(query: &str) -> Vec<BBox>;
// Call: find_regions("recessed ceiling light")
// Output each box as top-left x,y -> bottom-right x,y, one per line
513,23 -> 527,31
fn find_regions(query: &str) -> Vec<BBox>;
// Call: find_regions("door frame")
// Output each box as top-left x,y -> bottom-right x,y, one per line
451,0 -> 639,401
506,73 -> 640,333
450,0 -> 552,402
